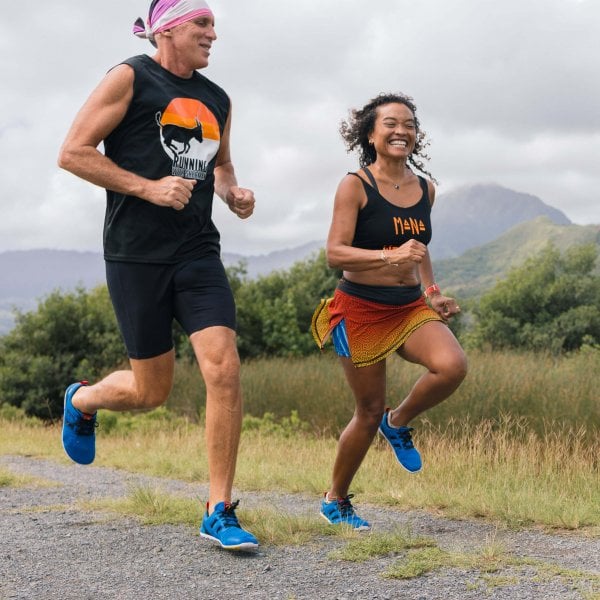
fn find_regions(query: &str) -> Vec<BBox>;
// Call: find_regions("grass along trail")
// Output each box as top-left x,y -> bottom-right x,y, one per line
1,453 -> 599,600
2,416 -> 598,533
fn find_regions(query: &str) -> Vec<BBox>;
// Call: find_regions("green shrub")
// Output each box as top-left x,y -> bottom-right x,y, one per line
0,286 -> 126,419
470,244 -> 600,352
241,410 -> 311,437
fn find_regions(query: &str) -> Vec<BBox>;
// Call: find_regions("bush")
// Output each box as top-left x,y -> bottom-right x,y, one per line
0,286 -> 126,419
241,410 -> 311,437
469,244 -> 600,352
229,249 -> 340,359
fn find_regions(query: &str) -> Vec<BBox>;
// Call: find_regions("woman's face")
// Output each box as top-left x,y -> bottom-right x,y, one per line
370,102 -> 417,160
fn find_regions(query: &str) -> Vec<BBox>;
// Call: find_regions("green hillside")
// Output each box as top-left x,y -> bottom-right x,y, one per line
434,216 -> 600,299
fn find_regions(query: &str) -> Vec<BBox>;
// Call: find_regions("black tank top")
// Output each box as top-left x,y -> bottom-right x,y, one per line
350,169 -> 433,250
103,55 -> 230,263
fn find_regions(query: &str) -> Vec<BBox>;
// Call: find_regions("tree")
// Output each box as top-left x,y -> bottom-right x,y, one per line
230,250 -> 341,358
0,250 -> 340,418
0,286 -> 126,419
470,243 -> 600,353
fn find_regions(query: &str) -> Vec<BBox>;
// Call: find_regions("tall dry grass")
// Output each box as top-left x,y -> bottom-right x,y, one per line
1,349 -> 598,531
2,415 -> 598,531
168,349 -> 600,436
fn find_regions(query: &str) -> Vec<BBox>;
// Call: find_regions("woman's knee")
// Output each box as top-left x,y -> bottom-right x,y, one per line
354,399 -> 386,430
439,348 -> 468,385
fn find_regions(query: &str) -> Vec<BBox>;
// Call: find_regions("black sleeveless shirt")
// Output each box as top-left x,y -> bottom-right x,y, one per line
350,169 -> 433,250
103,55 -> 230,263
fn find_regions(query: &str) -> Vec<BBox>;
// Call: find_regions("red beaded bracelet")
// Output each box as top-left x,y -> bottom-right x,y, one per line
424,283 -> 441,298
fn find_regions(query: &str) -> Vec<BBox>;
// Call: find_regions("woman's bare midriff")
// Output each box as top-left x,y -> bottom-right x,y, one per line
343,263 -> 421,288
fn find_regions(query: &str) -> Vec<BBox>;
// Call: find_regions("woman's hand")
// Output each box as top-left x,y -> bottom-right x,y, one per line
384,240 -> 427,266
429,294 -> 461,320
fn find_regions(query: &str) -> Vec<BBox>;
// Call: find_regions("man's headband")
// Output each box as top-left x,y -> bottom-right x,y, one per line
133,0 -> 213,44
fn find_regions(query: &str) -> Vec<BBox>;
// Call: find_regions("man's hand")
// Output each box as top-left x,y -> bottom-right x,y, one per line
226,186 -> 255,219
145,176 -> 196,210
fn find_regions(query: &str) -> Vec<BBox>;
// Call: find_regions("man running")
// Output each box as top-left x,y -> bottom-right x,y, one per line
58,0 -> 258,551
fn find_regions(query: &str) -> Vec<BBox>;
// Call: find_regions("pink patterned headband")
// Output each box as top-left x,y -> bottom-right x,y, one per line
133,0 -> 213,43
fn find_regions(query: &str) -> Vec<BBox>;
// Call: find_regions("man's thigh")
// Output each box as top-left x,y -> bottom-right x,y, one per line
105,261 -> 175,359
173,254 -> 236,335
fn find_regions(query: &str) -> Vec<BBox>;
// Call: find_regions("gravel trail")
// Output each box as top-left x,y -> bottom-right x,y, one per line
1,455 -> 598,600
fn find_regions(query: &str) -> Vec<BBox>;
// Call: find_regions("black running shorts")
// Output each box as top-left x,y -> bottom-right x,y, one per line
105,254 -> 236,359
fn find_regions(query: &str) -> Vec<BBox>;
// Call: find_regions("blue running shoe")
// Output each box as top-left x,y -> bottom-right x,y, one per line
320,494 -> 370,530
379,408 -> 422,473
62,381 -> 97,465
200,501 -> 259,551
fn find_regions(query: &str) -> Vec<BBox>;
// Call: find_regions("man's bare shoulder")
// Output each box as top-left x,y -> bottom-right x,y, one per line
88,63 -> 136,106
103,62 -> 136,87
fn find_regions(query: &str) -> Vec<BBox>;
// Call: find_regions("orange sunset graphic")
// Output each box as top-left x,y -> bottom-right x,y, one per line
155,98 -> 221,180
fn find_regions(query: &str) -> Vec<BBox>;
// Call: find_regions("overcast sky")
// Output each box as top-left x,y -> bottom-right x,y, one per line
1,0 -> 598,256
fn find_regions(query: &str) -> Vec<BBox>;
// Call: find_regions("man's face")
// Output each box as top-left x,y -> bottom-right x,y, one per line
170,16 -> 217,70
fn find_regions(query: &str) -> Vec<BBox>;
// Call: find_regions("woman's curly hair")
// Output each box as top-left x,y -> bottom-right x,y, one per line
339,92 -> 437,183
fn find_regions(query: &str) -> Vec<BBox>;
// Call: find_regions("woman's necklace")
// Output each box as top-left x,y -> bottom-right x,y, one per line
381,179 -> 401,190
374,166 -> 406,190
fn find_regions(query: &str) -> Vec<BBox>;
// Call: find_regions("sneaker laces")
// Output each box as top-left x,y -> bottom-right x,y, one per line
338,494 -> 358,518
218,500 -> 241,528
71,416 -> 98,436
397,427 -> 415,450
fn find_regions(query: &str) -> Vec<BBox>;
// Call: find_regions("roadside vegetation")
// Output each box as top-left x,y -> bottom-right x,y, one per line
0,243 -> 598,534
2,359 -> 599,533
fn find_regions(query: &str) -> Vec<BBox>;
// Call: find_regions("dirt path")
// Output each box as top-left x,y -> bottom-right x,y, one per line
1,455 -> 598,600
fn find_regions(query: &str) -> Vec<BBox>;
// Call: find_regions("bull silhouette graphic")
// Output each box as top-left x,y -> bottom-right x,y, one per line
155,111 -> 204,158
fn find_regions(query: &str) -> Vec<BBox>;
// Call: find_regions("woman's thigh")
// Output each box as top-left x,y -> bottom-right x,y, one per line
397,321 -> 467,373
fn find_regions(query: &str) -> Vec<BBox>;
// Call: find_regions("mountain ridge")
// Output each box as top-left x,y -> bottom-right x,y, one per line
429,182 -> 571,258
435,216 -> 600,298
0,184 -> 593,334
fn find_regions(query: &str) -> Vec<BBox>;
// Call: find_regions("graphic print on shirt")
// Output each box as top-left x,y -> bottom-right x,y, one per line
393,217 -> 427,238
382,216 -> 428,253
155,98 -> 221,181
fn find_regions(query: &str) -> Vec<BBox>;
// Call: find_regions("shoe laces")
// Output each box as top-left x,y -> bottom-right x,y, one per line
217,500 -> 241,528
396,427 -> 415,449
71,416 -> 98,436
337,494 -> 358,518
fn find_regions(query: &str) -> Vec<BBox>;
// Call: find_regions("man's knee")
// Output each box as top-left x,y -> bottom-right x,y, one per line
200,347 -> 241,389
140,390 -> 170,409
130,350 -> 175,409
134,382 -> 172,409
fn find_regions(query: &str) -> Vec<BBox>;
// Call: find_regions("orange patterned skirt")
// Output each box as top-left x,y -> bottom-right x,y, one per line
311,289 -> 443,367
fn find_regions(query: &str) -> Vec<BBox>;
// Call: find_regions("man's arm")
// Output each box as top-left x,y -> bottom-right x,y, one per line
214,102 -> 255,219
58,64 -> 194,211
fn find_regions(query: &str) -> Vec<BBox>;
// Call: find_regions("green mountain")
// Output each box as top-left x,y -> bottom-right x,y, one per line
429,183 -> 571,258
434,216 -> 600,299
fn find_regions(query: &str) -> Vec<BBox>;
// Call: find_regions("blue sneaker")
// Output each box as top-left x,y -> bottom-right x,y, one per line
379,409 -> 422,473
320,494 -> 370,530
62,381 -> 97,465
200,501 -> 259,551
